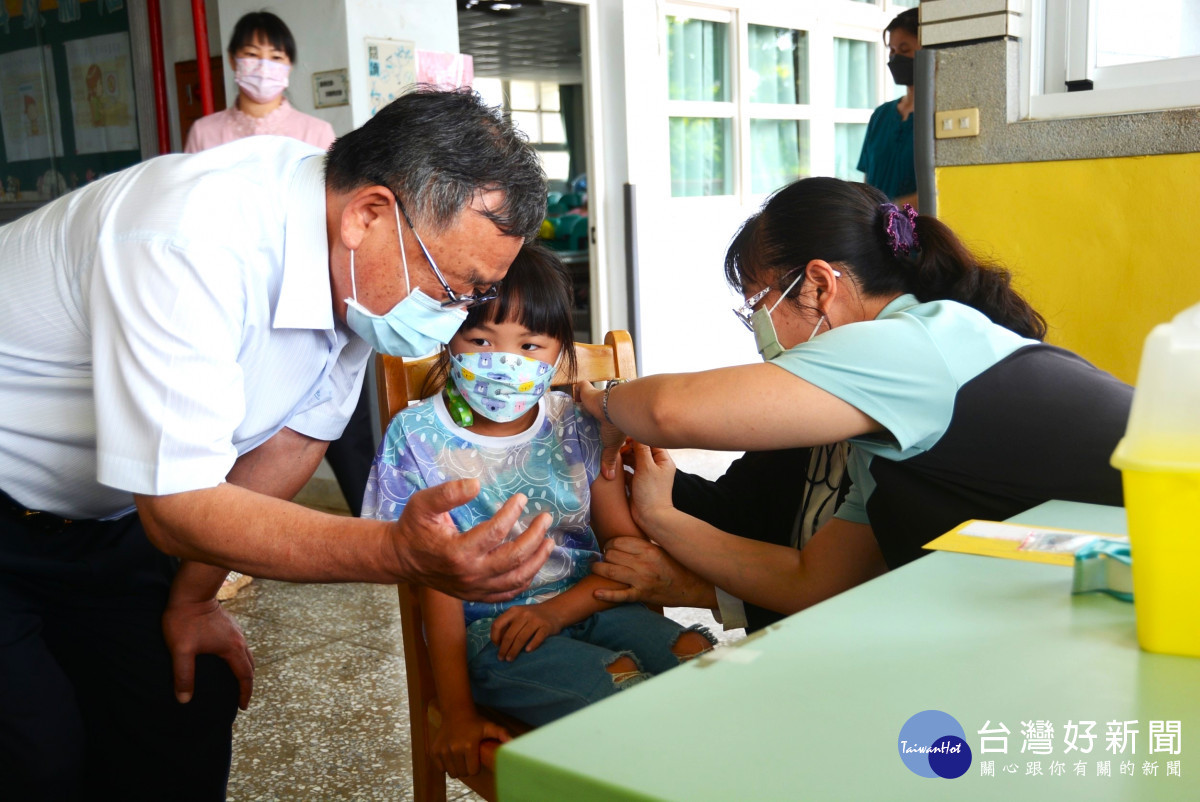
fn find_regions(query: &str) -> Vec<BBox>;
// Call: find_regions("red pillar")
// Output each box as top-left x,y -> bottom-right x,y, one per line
192,0 -> 215,117
146,0 -> 170,154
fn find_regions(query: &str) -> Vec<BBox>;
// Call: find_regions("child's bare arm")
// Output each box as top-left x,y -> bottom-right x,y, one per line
589,451 -> 648,545
422,586 -> 512,777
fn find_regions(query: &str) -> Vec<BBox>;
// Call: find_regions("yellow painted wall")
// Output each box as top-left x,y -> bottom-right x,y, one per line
936,153 -> 1200,384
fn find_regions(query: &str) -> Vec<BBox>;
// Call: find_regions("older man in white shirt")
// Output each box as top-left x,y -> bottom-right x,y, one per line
0,89 -> 550,800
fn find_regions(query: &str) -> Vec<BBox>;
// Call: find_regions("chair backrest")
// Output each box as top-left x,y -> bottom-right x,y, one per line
374,330 -> 636,802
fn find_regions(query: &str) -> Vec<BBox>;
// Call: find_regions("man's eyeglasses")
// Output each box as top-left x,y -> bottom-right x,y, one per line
396,200 -> 500,310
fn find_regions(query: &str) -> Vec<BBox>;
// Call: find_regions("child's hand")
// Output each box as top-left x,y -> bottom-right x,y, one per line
490,604 -> 564,660
432,710 -> 512,778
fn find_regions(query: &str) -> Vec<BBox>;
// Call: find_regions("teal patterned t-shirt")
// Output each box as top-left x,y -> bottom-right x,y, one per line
362,390 -> 602,624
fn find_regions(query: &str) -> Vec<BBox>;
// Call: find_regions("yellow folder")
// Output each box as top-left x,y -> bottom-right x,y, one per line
923,519 -> 1129,567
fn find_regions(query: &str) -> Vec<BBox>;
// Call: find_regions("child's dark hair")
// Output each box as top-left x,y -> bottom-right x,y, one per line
228,11 -> 297,63
724,177 -> 1047,340
422,244 -> 578,396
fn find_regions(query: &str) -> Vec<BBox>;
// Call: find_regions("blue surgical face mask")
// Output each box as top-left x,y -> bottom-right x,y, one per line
449,350 -> 559,423
343,204 -> 466,357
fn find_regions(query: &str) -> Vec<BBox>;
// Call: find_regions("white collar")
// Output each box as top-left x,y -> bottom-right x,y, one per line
274,154 -> 333,330
432,392 -> 547,448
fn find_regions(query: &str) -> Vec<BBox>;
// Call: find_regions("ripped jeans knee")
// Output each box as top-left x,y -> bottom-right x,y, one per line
604,651 -> 650,688
670,623 -> 718,663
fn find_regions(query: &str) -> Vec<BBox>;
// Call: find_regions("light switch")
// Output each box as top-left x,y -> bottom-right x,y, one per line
934,107 -> 980,139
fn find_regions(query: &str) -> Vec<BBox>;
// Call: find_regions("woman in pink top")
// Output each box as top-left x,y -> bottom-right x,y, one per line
184,11 -> 335,153
189,12 -> 337,599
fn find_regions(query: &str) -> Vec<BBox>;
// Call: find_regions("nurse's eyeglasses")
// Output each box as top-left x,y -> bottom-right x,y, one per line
731,266 -> 840,331
732,286 -> 772,331
396,200 -> 500,310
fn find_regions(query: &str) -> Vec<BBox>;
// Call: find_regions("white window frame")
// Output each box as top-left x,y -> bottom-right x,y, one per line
664,5 -> 739,198
741,17 -> 817,195
475,77 -> 572,187
663,1 -> 894,203
826,23 -> 881,182
1027,0 -> 1200,120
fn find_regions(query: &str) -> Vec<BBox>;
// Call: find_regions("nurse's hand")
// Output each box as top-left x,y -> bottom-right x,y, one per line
626,442 -> 677,531
575,380 -> 625,479
391,480 -> 554,603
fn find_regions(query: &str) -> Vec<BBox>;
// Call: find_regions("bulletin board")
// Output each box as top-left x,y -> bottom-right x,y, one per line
365,37 -> 416,118
0,0 -> 143,207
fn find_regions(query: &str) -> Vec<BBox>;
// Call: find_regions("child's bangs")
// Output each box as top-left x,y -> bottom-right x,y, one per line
461,244 -> 578,379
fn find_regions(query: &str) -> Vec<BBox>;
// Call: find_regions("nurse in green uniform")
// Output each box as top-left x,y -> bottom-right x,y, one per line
578,177 -> 1132,620
857,8 -> 920,207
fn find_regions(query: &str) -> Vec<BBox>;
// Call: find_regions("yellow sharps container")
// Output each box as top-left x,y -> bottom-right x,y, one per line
1111,302 -> 1200,658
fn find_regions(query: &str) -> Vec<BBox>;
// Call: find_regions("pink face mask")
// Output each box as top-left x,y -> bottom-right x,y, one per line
235,58 -> 290,104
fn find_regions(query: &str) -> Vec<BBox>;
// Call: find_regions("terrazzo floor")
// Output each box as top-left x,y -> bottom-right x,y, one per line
221,448 -> 742,801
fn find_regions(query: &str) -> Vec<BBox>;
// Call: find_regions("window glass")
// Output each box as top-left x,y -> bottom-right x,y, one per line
474,77 -> 505,109
667,16 -> 731,102
751,119 -> 808,193
538,150 -> 570,184
510,110 -> 540,140
509,79 -> 539,110
835,38 -> 876,109
540,83 -> 561,112
541,111 -> 566,144
748,26 -> 808,105
1094,0 -> 1200,67
669,117 -> 732,196
834,122 -> 867,182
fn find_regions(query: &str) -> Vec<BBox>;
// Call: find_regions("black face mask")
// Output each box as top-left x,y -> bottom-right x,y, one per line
888,54 -> 914,86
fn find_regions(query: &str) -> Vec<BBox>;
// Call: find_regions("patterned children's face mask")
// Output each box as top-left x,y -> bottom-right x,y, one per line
449,351 -> 558,423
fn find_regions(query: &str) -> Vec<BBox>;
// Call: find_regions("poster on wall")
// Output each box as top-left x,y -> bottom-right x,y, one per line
64,32 -> 138,154
365,37 -> 416,117
0,46 -> 66,162
416,51 -> 474,90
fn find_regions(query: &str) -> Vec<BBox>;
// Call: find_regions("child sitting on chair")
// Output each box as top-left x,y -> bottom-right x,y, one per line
362,244 -> 714,778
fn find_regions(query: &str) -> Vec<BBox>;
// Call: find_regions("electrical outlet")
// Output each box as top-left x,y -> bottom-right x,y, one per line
934,108 -> 980,139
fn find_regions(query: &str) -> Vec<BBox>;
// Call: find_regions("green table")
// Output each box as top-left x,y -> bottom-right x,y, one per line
497,502 -> 1199,801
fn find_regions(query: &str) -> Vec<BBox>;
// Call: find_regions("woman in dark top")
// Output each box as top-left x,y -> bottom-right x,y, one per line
857,8 -> 921,206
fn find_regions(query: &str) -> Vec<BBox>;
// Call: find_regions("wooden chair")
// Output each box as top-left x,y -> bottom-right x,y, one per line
374,331 -> 637,802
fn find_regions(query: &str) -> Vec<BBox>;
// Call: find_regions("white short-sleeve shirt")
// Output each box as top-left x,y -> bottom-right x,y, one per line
0,136 -> 371,519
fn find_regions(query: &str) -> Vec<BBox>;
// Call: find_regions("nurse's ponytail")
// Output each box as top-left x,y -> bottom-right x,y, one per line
725,177 -> 1047,341
907,213 -> 1046,340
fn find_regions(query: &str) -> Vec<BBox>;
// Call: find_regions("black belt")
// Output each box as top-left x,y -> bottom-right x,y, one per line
1,489 -> 75,535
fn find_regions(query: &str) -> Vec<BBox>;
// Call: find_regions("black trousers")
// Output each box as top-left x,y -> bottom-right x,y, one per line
324,381 -> 376,517
0,492 -> 240,801
672,448 -> 817,634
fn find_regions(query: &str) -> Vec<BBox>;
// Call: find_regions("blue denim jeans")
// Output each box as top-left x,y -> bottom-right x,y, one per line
465,603 -> 714,726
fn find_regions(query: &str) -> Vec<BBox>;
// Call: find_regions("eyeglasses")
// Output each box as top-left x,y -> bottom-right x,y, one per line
396,200 -> 500,309
731,267 -> 841,331
732,286 -> 771,331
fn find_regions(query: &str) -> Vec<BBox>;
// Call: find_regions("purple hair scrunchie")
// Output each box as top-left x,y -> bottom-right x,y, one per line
881,202 -> 920,257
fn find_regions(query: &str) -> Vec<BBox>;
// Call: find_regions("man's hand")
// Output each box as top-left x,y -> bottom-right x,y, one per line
162,597 -> 255,710
591,537 -> 717,609
490,604 -> 563,661
390,479 -> 554,603
432,710 -> 512,778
